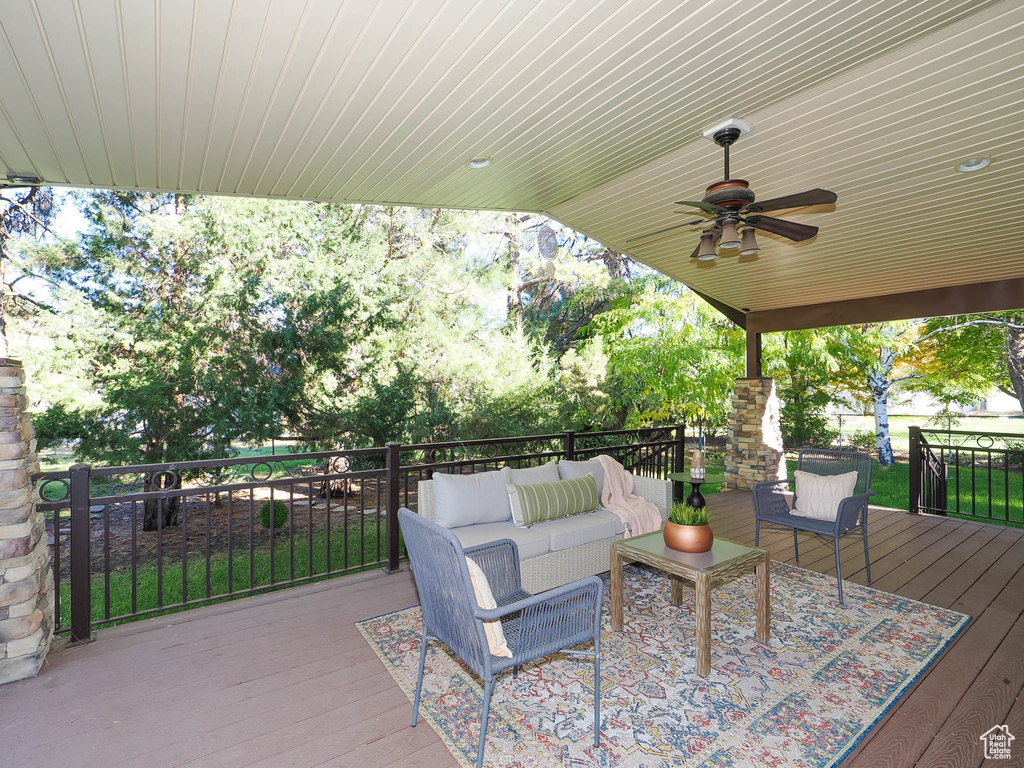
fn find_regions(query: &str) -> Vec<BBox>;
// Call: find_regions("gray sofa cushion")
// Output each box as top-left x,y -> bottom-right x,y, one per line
591,507 -> 627,535
449,521 -> 551,560
432,467 -> 512,528
508,461 -> 560,485
557,459 -> 605,498
529,512 -> 620,552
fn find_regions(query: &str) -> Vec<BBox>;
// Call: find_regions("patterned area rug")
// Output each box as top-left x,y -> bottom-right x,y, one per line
357,563 -> 969,767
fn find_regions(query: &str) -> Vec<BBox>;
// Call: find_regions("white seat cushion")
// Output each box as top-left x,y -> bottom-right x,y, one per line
591,507 -> 628,535
792,470 -> 859,521
529,512 -> 620,552
449,521 -> 551,560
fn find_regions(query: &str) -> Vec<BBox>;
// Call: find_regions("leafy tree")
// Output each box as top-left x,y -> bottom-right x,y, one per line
506,216 -> 641,355
918,312 -> 1024,414
40,192 -> 373,528
591,277 -> 743,431
764,330 -> 841,449
0,186 -> 60,356
828,321 -> 943,466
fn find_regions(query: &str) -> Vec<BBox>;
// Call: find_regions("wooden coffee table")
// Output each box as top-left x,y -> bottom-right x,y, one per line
610,532 -> 770,677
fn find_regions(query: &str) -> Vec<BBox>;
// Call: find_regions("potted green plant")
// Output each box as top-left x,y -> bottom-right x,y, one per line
663,502 -> 714,553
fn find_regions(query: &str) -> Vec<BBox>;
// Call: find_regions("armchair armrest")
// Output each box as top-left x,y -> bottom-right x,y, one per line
835,490 -> 875,532
753,478 -> 795,518
474,576 -> 604,659
464,539 -> 522,598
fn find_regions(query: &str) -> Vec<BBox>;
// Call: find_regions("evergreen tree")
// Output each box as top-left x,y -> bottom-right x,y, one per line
40,192 -> 373,528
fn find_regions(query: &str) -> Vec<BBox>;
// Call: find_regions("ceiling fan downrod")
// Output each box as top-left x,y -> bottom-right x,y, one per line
713,127 -> 742,181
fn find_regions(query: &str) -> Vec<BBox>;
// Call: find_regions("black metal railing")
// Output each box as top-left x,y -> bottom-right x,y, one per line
34,426 -> 684,641
910,425 -> 1024,526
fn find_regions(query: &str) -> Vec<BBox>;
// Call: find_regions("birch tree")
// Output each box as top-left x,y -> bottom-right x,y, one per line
834,322 -> 924,465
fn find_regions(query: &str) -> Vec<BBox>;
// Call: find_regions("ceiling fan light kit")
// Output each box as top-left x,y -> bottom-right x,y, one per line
654,120 -> 837,262
697,230 -> 719,260
739,227 -> 760,255
719,218 -> 741,249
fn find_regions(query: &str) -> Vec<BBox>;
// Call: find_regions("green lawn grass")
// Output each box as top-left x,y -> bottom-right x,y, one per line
65,524 -> 394,630
829,414 -> 1024,453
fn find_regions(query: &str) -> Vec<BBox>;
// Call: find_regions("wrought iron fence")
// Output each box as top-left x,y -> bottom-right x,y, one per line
34,426 -> 683,641
909,426 -> 1024,526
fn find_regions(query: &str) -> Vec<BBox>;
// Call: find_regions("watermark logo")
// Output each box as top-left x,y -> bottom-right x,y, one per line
980,725 -> 1015,760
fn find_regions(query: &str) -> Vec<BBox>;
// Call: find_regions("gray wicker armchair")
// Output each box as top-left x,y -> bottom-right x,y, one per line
399,508 -> 603,768
753,448 -> 874,604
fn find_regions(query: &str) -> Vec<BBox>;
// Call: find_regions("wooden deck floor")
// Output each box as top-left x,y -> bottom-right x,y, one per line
2,491 -> 1022,768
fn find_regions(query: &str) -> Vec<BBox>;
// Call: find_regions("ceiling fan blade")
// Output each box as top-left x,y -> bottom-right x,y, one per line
745,215 -> 819,242
674,200 -> 727,215
745,188 -> 837,213
688,243 -> 701,259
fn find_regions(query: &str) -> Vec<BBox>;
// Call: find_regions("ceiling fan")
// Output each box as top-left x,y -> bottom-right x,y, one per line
628,126 -> 837,260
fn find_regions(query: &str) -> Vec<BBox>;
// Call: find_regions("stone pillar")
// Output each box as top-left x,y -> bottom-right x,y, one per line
0,359 -> 51,685
724,378 -> 785,491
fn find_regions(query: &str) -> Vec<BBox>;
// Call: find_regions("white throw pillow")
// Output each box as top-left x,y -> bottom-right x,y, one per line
508,460 -> 560,485
465,557 -> 512,658
792,470 -> 859,521
432,467 -> 512,529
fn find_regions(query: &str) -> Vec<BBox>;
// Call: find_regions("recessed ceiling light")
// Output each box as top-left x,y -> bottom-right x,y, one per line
466,157 -> 492,169
955,157 -> 992,173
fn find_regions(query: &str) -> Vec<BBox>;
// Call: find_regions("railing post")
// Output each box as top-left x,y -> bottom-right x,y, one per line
564,430 -> 575,461
69,463 -> 92,643
908,426 -> 921,515
673,423 -> 686,503
384,443 -> 401,573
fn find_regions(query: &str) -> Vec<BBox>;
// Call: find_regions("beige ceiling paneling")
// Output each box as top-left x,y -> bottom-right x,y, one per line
119,1 -> 158,188
0,0 -> 1019,315
550,0 -> 1024,311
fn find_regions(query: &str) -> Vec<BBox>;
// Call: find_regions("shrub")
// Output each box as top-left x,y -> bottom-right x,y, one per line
780,401 -> 838,450
259,500 -> 289,529
668,503 -> 709,526
847,430 -> 876,452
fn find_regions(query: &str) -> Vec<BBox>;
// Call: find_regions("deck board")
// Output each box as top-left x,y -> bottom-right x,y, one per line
2,490 -> 1022,768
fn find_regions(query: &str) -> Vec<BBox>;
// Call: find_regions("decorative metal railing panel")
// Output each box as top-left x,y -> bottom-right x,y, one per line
910,426 -> 1024,527
34,426 -> 684,640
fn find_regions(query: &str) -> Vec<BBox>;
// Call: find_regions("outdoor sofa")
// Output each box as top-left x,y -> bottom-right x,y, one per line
415,460 -> 672,593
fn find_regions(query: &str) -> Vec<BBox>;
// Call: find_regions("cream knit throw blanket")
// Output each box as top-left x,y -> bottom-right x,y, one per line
595,454 -> 662,538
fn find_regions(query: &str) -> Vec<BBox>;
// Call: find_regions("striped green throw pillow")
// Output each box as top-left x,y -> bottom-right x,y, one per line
507,474 -> 601,527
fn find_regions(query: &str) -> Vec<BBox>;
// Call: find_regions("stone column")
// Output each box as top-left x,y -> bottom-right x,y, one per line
0,359 -> 51,685
724,378 -> 786,491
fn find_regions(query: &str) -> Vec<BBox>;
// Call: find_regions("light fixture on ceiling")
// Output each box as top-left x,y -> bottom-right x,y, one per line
955,156 -> 992,173
739,227 -> 760,256
5,173 -> 42,185
696,230 -> 718,261
719,218 -> 740,249
466,157 -> 492,169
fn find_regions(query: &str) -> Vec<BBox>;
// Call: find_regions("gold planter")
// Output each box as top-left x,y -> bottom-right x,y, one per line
663,521 -> 714,553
